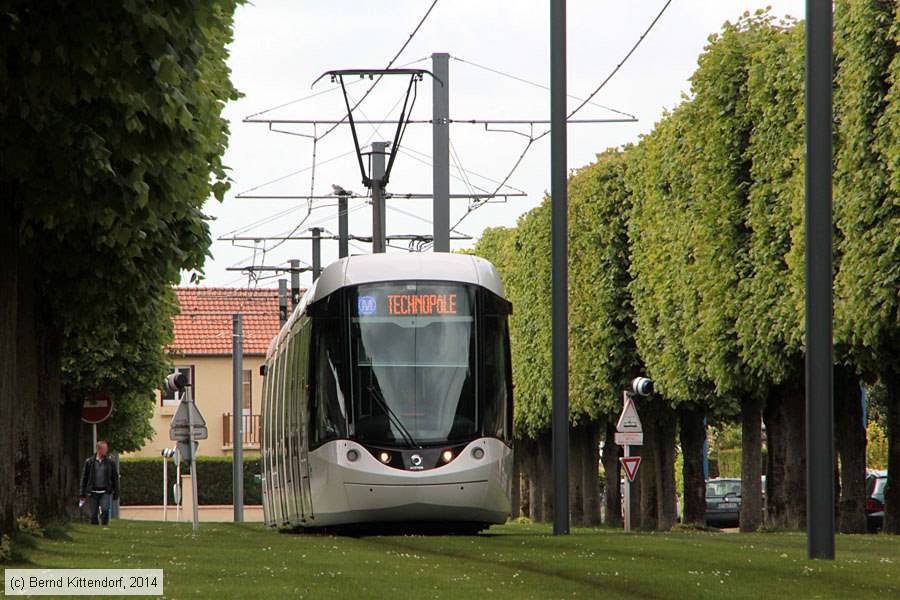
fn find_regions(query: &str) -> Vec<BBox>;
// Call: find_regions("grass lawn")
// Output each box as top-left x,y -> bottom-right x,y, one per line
3,521 -> 898,599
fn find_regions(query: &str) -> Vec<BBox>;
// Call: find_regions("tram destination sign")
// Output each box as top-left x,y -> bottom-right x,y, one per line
356,285 -> 472,318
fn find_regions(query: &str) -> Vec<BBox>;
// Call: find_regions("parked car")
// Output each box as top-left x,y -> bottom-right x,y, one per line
866,470 -> 887,534
706,478 -> 741,528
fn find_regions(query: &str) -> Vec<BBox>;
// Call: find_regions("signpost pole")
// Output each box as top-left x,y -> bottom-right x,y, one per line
92,423 -> 97,451
186,387 -> 199,531
233,314 -> 244,523
623,445 -> 631,533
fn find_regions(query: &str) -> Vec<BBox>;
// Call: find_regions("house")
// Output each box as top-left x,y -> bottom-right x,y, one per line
127,287 -> 284,458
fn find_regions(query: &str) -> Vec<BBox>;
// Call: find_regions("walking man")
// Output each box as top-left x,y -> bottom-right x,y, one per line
79,440 -> 120,526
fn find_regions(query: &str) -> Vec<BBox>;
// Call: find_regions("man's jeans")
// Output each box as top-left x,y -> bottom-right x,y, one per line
89,491 -> 111,525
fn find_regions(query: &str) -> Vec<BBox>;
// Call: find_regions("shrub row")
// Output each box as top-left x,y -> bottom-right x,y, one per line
119,456 -> 262,505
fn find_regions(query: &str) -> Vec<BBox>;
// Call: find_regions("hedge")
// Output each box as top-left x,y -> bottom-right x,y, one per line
119,456 -> 262,506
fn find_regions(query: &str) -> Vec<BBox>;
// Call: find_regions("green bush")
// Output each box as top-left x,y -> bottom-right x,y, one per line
717,449 -> 742,478
119,456 -> 262,506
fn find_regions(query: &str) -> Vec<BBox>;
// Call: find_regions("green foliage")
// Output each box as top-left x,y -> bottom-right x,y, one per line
738,22 -> 806,385
867,421 -> 889,469
119,457 -> 262,506
717,449 -> 743,478
626,103 -> 714,407
834,0 -> 900,376
15,515 -> 43,538
568,150 -> 642,421
0,1 -> 242,449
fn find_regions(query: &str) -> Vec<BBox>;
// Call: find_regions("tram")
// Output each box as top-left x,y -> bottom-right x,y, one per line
259,253 -> 514,532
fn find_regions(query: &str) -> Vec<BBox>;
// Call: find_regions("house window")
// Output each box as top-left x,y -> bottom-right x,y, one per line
242,369 -> 252,414
161,366 -> 194,406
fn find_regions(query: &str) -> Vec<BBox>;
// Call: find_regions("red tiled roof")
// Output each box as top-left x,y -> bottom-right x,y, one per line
168,287 -> 286,356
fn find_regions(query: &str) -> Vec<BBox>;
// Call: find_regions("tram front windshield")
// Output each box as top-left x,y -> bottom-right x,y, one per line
349,283 -> 477,446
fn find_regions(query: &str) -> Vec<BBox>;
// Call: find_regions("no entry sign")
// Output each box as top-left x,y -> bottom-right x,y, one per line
82,392 -> 113,424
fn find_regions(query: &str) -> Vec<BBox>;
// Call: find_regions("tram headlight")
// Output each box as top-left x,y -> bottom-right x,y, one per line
347,449 -> 360,462
379,451 -> 391,464
472,447 -> 485,460
441,450 -> 454,463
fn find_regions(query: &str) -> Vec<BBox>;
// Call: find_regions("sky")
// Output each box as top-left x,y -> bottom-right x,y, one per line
195,0 -> 806,289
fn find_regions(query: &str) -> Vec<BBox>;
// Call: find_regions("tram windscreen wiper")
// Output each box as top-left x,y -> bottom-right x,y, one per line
367,384 -> 420,449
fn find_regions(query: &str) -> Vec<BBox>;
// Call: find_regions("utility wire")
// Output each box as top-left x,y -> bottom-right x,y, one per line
450,0 -> 675,233
316,0 -> 440,143
567,0 -> 673,119
451,56 -> 636,119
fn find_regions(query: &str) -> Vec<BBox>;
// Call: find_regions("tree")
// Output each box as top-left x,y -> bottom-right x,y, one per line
626,107 -> 714,531
687,12 -> 781,532
739,21 -> 807,529
0,0 -> 241,533
568,149 -> 644,525
834,0 -> 900,534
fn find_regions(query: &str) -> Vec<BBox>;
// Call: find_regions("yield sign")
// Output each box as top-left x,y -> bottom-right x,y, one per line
616,398 -> 643,433
621,456 -> 642,482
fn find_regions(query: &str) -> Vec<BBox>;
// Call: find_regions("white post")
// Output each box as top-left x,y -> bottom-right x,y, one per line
175,446 -> 182,522
92,423 -> 98,450
163,452 -> 168,522
622,390 -> 632,533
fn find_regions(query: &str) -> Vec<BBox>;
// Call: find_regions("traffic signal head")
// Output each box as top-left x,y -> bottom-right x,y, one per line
164,372 -> 188,394
631,377 -> 653,396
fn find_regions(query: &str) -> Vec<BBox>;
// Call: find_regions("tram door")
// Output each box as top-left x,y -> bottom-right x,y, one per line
284,332 -> 301,524
296,320 -> 314,520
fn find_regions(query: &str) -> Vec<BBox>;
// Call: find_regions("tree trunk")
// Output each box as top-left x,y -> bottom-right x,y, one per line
740,395 -> 764,532
35,315 -> 63,522
884,369 -> 900,535
526,438 -> 541,523
679,406 -> 706,526
0,209 -> 18,536
783,383 -> 807,530
510,440 -> 522,519
764,386 -> 787,527
834,364 -> 866,533
60,393 -> 84,519
581,420 -> 601,526
639,421 -> 658,530
14,254 -> 41,519
602,420 -> 622,527
568,424 -> 584,524
654,415 -> 678,531
539,431 -> 553,523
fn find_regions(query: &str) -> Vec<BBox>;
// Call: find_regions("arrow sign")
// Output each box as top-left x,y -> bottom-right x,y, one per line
169,426 -> 209,441
616,398 -> 642,433
621,456 -> 642,482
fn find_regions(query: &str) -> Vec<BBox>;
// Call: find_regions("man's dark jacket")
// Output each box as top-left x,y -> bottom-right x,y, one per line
79,455 -> 120,498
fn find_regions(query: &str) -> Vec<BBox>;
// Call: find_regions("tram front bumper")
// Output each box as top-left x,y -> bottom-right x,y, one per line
308,438 -> 512,526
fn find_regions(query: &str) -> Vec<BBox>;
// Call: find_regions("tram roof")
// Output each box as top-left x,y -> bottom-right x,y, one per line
310,253 -> 506,303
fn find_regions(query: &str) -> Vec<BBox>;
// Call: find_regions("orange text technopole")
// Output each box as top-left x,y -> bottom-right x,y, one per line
387,293 -> 458,315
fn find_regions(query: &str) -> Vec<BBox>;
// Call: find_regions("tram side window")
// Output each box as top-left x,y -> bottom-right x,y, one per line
310,319 -> 347,447
482,315 -> 512,442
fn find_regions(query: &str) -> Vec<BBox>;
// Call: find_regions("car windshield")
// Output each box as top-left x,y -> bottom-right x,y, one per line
706,481 -> 741,497
867,476 -> 887,499
348,282 -> 477,446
